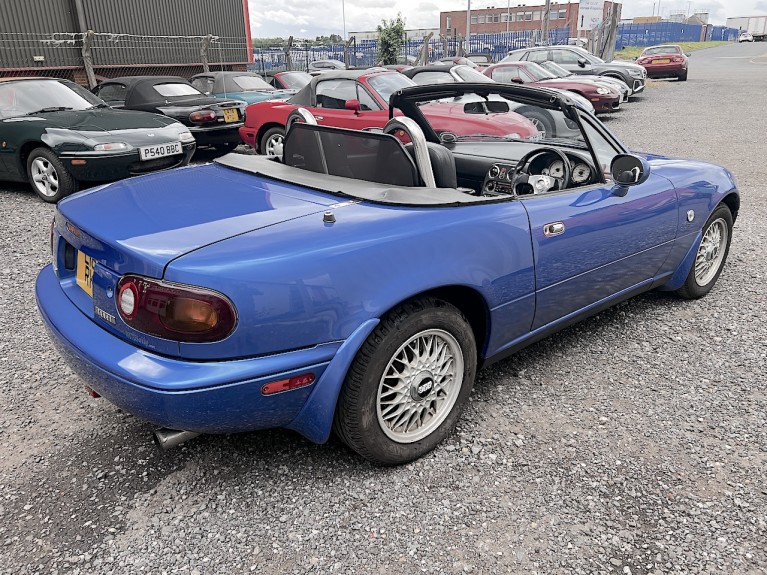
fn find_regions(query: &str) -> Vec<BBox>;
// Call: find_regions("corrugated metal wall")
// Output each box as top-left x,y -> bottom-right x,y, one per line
0,0 -> 81,68
0,0 -> 248,69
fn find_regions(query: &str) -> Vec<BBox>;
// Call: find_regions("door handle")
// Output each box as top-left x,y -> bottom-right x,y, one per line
314,116 -> 324,121
543,222 -> 565,237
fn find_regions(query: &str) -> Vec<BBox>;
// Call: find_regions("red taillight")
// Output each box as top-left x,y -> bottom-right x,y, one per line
115,275 -> 236,343
261,373 -> 316,395
671,56 -> 684,63
189,110 -> 216,122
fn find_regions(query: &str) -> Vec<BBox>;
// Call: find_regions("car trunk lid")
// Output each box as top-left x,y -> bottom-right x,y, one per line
56,162 -> 338,279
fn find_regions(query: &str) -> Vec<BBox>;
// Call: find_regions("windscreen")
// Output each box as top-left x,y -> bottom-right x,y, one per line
414,89 -> 587,146
520,63 -> 558,81
0,79 -> 104,118
233,75 -> 274,91
539,61 -> 571,77
283,124 -> 419,186
277,72 -> 312,89
642,46 -> 681,55
367,73 -> 415,104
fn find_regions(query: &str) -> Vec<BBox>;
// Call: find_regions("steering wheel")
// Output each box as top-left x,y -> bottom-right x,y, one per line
510,148 -> 572,195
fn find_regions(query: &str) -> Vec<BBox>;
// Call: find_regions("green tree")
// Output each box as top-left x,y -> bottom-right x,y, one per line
377,13 -> 406,65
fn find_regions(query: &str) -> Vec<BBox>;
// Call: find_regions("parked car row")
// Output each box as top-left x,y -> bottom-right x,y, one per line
0,44 -> 688,202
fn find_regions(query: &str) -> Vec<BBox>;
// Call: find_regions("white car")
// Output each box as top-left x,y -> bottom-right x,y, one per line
738,32 -> 754,43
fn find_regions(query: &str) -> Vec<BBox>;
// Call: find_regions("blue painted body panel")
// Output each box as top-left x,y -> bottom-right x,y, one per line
36,152 -> 738,442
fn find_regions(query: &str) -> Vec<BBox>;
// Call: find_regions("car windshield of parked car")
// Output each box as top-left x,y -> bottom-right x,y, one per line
153,83 -> 202,97
415,89 -> 588,147
278,72 -> 312,89
539,61 -> 573,78
232,75 -> 274,91
642,46 -> 681,56
0,79 -> 105,118
454,66 -> 495,83
520,63 -> 558,81
367,73 -> 416,104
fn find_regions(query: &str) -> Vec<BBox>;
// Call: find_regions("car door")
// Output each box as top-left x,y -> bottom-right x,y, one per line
521,121 -> 678,330
550,48 -> 592,76
312,79 -> 387,130
523,176 -> 678,330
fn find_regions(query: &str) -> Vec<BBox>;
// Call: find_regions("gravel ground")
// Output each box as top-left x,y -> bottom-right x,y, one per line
1,43 -> 765,574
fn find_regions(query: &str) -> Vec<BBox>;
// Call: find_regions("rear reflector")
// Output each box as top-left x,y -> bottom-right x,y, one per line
261,373 -> 316,395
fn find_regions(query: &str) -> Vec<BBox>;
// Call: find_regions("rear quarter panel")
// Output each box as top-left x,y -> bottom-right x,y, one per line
164,193 -> 536,361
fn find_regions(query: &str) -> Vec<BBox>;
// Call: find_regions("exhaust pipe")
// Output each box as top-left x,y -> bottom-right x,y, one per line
153,428 -> 200,450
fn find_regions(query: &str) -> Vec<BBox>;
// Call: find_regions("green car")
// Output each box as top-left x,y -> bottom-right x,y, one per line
0,77 -> 196,203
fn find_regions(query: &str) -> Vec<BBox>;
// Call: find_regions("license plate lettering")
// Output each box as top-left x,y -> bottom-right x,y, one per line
654,59 -> 670,64
139,142 -> 182,161
76,251 -> 95,297
223,108 -> 239,123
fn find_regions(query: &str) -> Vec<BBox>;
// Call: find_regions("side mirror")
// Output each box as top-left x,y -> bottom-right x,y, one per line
577,58 -> 588,68
345,99 -> 361,113
611,154 -> 651,188
685,53 -> 691,57
510,77 -> 524,84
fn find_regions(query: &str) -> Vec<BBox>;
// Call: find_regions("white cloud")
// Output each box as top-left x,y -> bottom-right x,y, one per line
248,0 -> 766,38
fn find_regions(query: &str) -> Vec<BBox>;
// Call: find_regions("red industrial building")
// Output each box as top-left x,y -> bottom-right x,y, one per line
440,2 -> 618,37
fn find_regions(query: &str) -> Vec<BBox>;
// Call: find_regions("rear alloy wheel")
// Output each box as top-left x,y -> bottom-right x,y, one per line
260,127 -> 286,158
334,297 -> 477,465
26,147 -> 78,203
676,204 -> 733,299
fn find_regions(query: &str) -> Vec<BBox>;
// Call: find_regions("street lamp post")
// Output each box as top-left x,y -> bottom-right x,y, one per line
342,0 -> 347,40
466,0 -> 471,54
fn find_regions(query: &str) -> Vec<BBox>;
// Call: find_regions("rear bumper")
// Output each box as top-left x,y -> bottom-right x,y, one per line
59,144 -> 195,181
36,264 -> 342,436
645,63 -> 687,78
190,123 -> 244,146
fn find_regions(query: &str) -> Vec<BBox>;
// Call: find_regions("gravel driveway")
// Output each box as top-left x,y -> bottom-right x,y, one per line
1,43 -> 765,574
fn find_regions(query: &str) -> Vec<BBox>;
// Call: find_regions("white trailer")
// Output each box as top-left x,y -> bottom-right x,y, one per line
726,15 -> 767,40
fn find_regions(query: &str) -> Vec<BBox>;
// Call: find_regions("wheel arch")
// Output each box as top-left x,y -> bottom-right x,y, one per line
256,122 -> 285,154
721,191 -> 740,222
285,284 -> 492,444
17,141 -> 49,180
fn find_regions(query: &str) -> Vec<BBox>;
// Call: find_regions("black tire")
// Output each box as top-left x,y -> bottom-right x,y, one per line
520,108 -> 555,138
26,147 -> 78,203
678,72 -> 688,81
676,204 -> 733,300
333,297 -> 477,465
259,126 -> 286,157
214,142 -> 239,154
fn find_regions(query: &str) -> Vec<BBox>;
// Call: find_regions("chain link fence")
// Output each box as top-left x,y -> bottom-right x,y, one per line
1,31 -> 250,86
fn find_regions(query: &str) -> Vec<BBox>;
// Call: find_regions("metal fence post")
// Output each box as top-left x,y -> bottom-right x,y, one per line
200,34 -> 212,73
81,29 -> 97,89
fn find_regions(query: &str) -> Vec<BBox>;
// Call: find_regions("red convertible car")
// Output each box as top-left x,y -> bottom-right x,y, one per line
636,45 -> 688,81
483,61 -> 621,113
240,70 -> 537,155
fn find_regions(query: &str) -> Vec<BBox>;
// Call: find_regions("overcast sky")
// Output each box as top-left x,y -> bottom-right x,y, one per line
248,0 -> 767,38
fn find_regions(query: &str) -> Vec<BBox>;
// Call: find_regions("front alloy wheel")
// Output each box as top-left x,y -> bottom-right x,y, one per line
26,147 -> 78,203
676,204 -> 733,299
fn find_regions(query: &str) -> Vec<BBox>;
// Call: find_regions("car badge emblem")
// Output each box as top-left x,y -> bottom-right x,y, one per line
687,210 -> 695,222
147,133 -> 155,137
66,222 -> 82,238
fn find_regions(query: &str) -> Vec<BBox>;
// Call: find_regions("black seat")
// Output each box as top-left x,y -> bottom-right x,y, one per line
425,142 -> 458,189
405,142 -> 458,188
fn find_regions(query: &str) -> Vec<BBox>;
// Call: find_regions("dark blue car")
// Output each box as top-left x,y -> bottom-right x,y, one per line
36,84 -> 738,465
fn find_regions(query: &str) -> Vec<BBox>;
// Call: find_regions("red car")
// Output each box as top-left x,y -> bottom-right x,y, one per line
636,45 -> 688,81
483,61 -> 621,113
240,70 -> 537,155
267,71 -> 313,91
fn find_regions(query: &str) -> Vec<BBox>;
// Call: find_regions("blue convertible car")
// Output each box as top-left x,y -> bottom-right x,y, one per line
36,84 -> 738,465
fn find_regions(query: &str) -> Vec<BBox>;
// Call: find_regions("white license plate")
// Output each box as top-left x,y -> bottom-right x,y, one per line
139,142 -> 182,161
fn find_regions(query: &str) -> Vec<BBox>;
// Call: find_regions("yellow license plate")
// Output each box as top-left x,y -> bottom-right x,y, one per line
654,59 -> 670,64
76,251 -> 95,297
223,108 -> 239,122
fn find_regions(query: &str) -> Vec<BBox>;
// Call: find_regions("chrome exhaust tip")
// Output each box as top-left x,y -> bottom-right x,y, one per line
153,428 -> 200,450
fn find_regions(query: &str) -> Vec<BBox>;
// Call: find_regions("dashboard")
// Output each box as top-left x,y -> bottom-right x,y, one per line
480,150 -> 597,196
